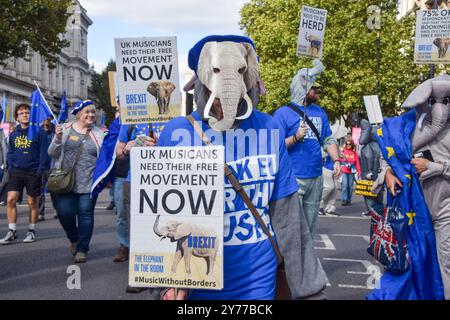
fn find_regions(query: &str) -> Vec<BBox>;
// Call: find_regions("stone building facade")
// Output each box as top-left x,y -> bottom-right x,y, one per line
0,0 -> 92,121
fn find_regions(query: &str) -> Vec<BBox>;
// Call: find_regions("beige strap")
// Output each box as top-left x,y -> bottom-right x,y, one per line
186,115 -> 283,265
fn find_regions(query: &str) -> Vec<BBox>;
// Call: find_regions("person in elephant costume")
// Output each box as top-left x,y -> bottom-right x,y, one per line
150,35 -> 328,300
370,74 -> 450,300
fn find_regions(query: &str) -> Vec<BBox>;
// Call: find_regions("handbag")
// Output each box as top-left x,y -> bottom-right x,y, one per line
186,115 -> 292,300
367,195 -> 410,273
47,129 -> 91,194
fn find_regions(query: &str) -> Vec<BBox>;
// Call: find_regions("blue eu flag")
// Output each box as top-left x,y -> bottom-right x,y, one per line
28,89 -> 53,141
58,91 -> 68,123
91,117 -> 121,197
367,110 -> 444,300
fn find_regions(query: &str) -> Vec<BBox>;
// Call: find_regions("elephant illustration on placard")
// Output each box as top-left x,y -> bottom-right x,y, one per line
153,215 -> 218,277
147,80 -> 176,114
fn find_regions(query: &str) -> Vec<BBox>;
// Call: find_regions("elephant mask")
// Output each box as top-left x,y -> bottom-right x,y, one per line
188,35 -> 260,132
402,74 -> 450,151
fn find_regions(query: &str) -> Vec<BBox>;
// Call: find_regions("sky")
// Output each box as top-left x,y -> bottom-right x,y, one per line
81,0 -> 249,84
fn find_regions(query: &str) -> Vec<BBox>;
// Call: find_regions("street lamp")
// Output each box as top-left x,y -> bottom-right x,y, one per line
367,5 -> 382,95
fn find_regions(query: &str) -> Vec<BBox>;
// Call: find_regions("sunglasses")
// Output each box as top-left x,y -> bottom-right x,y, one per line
346,142 -> 352,145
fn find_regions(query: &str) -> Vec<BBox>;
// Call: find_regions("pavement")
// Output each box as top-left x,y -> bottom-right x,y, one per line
0,189 -> 382,300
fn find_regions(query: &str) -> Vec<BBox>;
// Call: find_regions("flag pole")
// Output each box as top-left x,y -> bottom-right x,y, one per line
33,80 -> 60,125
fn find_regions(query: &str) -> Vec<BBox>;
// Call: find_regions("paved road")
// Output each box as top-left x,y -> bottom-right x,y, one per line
0,190 -> 382,300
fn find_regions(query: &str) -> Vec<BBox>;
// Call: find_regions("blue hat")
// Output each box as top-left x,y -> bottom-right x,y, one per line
71,99 -> 94,115
188,35 -> 256,74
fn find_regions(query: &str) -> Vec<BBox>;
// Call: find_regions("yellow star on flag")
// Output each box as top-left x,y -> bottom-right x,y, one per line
386,147 -> 395,159
405,174 -> 411,180
377,127 -> 383,137
407,212 -> 416,226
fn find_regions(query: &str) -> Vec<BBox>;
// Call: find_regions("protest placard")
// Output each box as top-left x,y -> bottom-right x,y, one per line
129,146 -> 224,290
363,95 -> 384,125
355,180 -> 377,198
107,71 -> 119,108
114,36 -> 182,124
414,9 -> 450,64
297,6 -> 328,59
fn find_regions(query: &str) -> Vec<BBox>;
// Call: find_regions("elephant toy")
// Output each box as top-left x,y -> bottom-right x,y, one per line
147,80 -> 176,114
374,74 -> 450,299
153,215 -> 218,277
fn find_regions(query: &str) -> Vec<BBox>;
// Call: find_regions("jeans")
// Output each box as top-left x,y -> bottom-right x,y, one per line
114,177 -> 129,247
341,173 -> 354,203
320,168 -> 337,213
55,192 -> 97,253
109,184 -> 115,204
296,176 -> 324,239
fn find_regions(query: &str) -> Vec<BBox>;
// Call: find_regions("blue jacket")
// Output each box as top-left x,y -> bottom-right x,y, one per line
7,126 -> 49,173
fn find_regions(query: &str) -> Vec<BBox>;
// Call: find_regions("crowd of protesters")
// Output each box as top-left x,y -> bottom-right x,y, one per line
0,35 -> 448,301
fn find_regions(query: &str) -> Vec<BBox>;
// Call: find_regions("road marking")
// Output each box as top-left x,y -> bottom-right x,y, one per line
314,234 -> 336,250
331,234 -> 370,242
322,258 -> 380,290
319,215 -> 370,220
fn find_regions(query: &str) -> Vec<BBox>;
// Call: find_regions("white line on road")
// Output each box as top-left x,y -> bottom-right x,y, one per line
331,234 -> 370,242
314,234 -> 336,250
319,215 -> 370,220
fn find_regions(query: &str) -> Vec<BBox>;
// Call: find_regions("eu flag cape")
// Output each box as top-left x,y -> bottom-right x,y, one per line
367,110 -> 444,300
91,117 -> 121,197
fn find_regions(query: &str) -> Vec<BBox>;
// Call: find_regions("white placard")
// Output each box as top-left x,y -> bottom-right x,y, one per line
129,146 -> 224,290
297,6 -> 328,59
363,95 -> 384,125
115,36 -> 182,124
414,9 -> 450,64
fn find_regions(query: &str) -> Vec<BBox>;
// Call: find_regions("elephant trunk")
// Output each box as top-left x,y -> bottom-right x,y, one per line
205,77 -> 252,132
153,215 -> 164,238
413,102 -> 449,151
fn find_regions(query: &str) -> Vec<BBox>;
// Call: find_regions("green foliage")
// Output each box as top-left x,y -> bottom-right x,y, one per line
240,0 -> 448,121
89,60 -> 117,127
0,0 -> 71,68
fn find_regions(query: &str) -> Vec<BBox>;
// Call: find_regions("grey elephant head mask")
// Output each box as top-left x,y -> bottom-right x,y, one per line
402,74 -> 450,150
188,35 -> 260,131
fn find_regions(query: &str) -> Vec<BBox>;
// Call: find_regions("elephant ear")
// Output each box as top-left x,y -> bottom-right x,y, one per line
197,42 -> 214,91
174,224 -> 191,240
402,79 -> 433,109
242,42 -> 259,91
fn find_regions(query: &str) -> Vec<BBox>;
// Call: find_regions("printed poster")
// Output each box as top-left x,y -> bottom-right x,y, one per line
415,9 -> 450,64
114,36 -> 182,124
129,146 -> 224,290
297,6 -> 328,59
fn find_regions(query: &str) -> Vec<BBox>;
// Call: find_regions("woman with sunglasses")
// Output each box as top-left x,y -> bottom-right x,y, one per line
340,138 -> 361,206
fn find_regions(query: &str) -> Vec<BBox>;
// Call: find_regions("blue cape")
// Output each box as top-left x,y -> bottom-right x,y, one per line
367,110 -> 444,300
91,117 -> 121,197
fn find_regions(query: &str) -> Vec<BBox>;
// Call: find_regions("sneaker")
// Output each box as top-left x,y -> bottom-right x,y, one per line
126,285 -> 147,294
113,246 -> 129,262
106,202 -> 115,210
318,208 -> 326,216
361,211 -> 371,217
0,230 -> 17,245
0,201 -> 5,206
23,231 -> 36,243
74,252 -> 87,263
70,242 -> 78,256
38,215 -> 45,222
325,211 -> 341,217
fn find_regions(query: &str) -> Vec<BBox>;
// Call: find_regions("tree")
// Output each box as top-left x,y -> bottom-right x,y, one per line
89,59 -> 117,127
0,0 -> 71,68
240,0 -> 448,121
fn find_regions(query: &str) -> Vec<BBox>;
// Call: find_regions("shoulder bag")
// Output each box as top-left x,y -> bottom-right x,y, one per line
47,129 -> 91,194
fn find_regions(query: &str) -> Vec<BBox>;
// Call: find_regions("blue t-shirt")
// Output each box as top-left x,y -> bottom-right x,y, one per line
118,123 -> 156,181
323,155 -> 334,171
273,103 -> 332,179
157,111 -> 298,300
